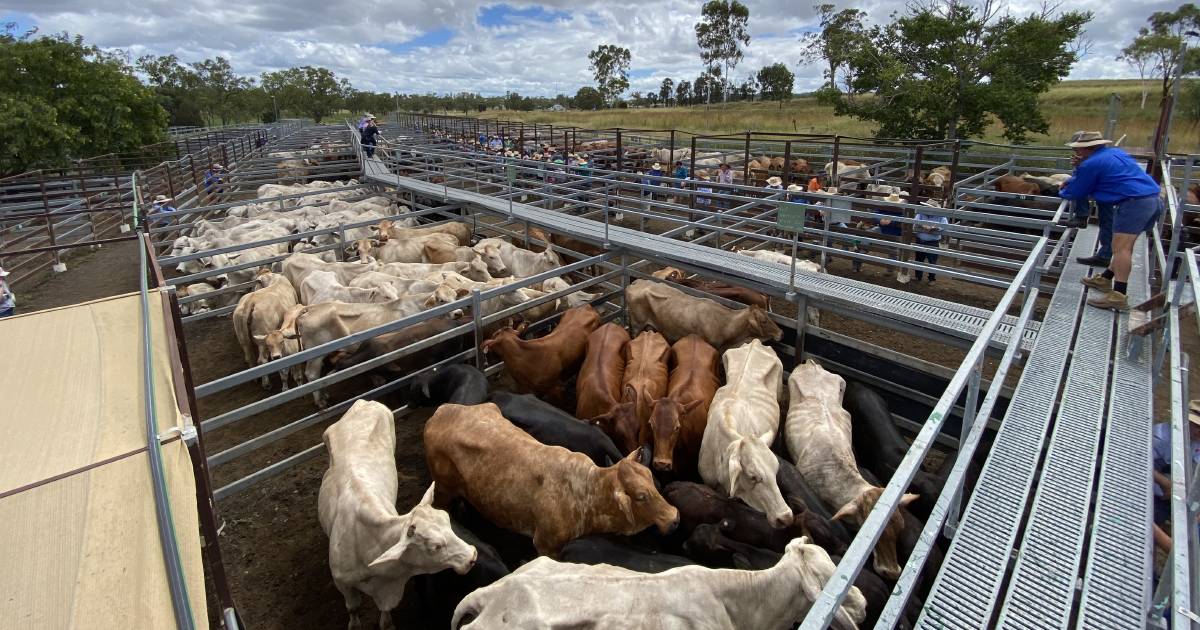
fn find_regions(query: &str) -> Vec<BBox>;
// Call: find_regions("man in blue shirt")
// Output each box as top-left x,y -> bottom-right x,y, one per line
1060,131 -> 1161,310
1151,401 -> 1200,548
914,202 -> 949,283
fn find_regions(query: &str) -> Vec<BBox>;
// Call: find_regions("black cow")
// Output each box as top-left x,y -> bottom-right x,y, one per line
408,518 -> 509,628
663,481 -> 812,553
491,391 -> 624,466
843,381 -> 943,520
774,454 -> 853,555
411,364 -> 490,406
683,523 -> 903,629
561,535 -> 696,573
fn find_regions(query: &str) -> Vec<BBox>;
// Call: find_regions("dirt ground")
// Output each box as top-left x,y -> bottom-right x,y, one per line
11,211 -> 1195,630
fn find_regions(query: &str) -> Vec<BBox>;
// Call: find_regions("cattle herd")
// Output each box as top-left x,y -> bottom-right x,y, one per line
161,157 -> 983,628
316,289 -> 956,629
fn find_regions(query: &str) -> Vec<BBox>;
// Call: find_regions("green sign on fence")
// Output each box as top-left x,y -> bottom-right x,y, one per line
777,202 -> 807,232
506,164 -> 517,184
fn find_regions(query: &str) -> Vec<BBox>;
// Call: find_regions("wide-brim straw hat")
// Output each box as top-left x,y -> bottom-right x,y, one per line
153,195 -> 173,203
884,192 -> 905,203
0,267 -> 9,277
767,176 -> 783,186
212,164 -> 225,170
1065,130 -> 1113,148
652,163 -> 662,170
786,184 -> 803,192
920,199 -> 943,208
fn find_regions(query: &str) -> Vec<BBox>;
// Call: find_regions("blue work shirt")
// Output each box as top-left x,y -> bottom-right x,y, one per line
1059,146 -> 1160,203
877,207 -> 904,237
914,212 -> 948,242
673,165 -> 688,180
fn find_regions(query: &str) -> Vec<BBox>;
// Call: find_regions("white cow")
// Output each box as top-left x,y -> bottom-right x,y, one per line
319,400 -> 476,630
737,249 -> 823,273
281,252 -> 380,290
698,339 -> 793,528
300,270 -> 398,305
543,276 -> 599,308
232,271 -> 303,390
473,237 -> 562,278
452,537 -> 865,630
784,360 -> 918,581
375,259 -> 493,283
348,271 -> 442,297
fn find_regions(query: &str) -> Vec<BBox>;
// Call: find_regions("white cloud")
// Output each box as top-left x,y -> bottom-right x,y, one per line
6,0 -> 1155,97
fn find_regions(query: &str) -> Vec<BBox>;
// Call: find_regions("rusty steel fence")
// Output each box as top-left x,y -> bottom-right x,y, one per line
0,122 -> 300,286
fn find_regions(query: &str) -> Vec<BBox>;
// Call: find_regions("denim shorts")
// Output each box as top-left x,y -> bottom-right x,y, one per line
1112,194 -> 1163,235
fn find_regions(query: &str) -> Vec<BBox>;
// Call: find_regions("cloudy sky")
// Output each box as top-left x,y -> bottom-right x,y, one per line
1,0 -> 1184,96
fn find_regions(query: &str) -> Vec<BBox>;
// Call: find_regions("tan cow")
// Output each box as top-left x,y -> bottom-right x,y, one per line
625,331 -> 670,447
232,271 -> 303,391
424,402 -> 679,556
319,400 -> 477,630
784,360 -> 918,581
360,233 -> 459,264
699,339 -> 793,529
377,219 -> 472,246
625,279 -> 782,350
280,286 -> 470,406
452,537 -> 866,630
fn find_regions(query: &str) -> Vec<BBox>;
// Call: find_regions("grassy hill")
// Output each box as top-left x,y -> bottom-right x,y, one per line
474,79 -> 1196,151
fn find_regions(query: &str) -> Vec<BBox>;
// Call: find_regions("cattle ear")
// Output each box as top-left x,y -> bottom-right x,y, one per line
514,321 -> 529,335
622,448 -> 641,464
831,499 -> 860,523
366,537 -> 410,573
613,490 -> 635,523
423,295 -> 437,308
899,493 -> 920,507
622,383 -> 637,404
455,288 -> 470,298
731,554 -> 754,571
681,399 -> 702,416
727,455 -> 743,497
419,483 -> 436,507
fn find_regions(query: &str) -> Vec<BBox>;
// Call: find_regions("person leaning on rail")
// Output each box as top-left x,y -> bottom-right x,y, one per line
0,266 -> 14,318
1059,130 -> 1162,311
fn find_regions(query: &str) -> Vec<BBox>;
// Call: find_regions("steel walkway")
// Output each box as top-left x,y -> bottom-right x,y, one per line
918,227 -> 1154,629
363,156 -> 1040,350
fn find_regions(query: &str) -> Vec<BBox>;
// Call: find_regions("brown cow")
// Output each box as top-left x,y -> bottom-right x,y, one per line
624,331 -> 671,449
576,324 -> 640,452
651,267 -> 771,310
647,335 -> 721,476
791,159 -> 810,174
480,305 -> 600,404
626,279 -> 782,350
993,174 -> 1041,196
424,403 -> 679,555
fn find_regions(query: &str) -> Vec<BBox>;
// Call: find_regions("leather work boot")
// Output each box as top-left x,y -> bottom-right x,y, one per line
1065,216 -> 1088,229
1080,275 -> 1112,291
1076,255 -> 1111,266
1086,290 -> 1129,311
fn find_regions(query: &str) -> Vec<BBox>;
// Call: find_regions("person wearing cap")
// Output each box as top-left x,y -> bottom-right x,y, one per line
876,191 -> 906,238
0,266 -> 13,317
644,162 -> 665,198
913,201 -> 949,283
147,194 -> 178,226
1061,130 -> 1162,310
358,113 -> 373,131
361,116 -> 384,158
1151,401 -> 1200,550
204,164 -> 224,195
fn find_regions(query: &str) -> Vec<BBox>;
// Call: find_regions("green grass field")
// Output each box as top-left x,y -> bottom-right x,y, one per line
471,79 -> 1197,151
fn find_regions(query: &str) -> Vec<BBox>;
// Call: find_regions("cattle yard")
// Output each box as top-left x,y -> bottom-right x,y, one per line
1,113 -> 1198,630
